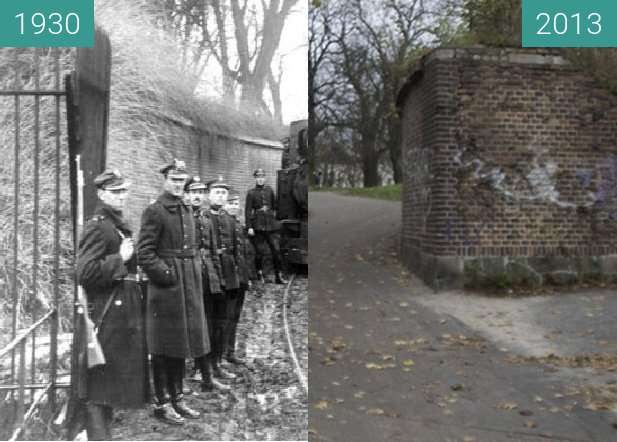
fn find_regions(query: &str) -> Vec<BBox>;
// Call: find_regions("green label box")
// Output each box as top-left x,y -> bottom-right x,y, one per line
0,0 -> 94,47
522,0 -> 617,47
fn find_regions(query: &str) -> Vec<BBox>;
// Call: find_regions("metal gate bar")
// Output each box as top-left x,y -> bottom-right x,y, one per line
11,77 -> 21,399
32,51 -> 41,409
0,47 -> 69,440
51,46 -> 62,414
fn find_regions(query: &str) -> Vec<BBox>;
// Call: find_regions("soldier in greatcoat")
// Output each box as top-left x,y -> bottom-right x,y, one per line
75,169 -> 149,440
207,177 -> 241,379
137,159 -> 208,425
184,176 -> 232,392
224,191 -> 250,364
245,168 -> 287,284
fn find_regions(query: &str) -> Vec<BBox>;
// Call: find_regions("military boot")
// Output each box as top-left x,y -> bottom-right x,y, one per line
202,376 -> 232,392
85,403 -> 112,441
213,360 -> 237,380
225,351 -> 245,365
275,272 -> 288,284
153,403 -> 185,426
173,400 -> 200,419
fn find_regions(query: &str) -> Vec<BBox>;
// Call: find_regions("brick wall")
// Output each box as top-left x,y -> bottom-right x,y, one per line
106,114 -> 283,231
398,48 -> 617,288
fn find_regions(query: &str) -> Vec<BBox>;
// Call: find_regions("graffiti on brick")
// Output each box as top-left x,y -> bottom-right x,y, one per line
447,218 -> 485,246
454,137 -> 580,208
575,170 -> 593,188
586,155 -> 617,221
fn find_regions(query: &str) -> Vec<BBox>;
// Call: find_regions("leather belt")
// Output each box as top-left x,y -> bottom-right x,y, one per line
158,248 -> 198,258
122,274 -> 140,281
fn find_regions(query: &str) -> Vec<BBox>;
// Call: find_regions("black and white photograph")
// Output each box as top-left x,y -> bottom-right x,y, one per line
0,0 -> 307,440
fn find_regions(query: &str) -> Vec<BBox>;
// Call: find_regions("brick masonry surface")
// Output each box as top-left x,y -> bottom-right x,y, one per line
106,115 -> 283,231
398,47 -> 617,288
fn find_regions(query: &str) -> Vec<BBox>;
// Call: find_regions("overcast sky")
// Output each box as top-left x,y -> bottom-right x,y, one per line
196,2 -> 307,126
276,1 -> 308,125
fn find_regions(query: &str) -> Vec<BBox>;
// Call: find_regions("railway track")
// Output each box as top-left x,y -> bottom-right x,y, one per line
238,274 -> 308,440
282,274 -> 308,396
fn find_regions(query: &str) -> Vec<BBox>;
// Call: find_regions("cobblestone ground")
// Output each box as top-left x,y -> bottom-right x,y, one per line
111,277 -> 308,441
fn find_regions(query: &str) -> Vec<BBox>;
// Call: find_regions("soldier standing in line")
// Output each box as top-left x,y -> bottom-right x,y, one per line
245,168 -> 287,284
137,159 -> 208,425
207,177 -> 241,379
184,176 -> 232,393
75,169 -> 149,440
224,191 -> 250,364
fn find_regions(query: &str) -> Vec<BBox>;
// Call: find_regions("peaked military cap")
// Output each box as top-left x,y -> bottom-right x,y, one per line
207,176 -> 230,190
185,175 -> 207,191
227,190 -> 240,202
253,168 -> 266,177
160,158 -> 189,178
94,168 -> 130,190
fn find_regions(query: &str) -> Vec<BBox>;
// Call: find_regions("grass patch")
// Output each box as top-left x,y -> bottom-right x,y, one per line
310,185 -> 401,201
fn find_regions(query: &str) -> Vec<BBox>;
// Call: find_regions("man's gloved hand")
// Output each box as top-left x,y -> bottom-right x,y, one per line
119,238 -> 134,262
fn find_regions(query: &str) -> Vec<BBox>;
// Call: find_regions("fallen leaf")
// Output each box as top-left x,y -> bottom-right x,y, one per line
321,356 -> 336,366
365,362 -> 396,370
497,402 -> 518,411
402,359 -> 415,367
314,400 -> 329,410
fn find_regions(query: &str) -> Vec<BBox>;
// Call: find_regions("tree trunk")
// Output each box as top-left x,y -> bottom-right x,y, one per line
388,116 -> 403,184
268,70 -> 283,124
362,149 -> 380,187
308,81 -> 317,177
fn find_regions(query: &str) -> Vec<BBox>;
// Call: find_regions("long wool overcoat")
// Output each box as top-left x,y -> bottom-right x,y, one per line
210,208 -> 241,291
234,220 -> 253,287
194,208 -> 222,296
75,203 -> 149,408
137,191 -> 210,358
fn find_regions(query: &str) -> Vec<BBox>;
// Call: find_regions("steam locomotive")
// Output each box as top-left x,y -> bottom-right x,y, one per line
277,120 -> 308,268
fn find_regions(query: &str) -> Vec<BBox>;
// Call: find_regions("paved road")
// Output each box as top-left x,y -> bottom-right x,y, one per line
309,191 -> 617,442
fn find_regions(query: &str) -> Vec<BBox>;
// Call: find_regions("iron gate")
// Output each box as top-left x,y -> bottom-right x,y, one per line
0,48 -> 72,440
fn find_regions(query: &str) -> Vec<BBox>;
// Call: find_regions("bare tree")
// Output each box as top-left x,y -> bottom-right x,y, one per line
311,0 -> 459,186
308,0 -> 338,175
154,0 -> 299,121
